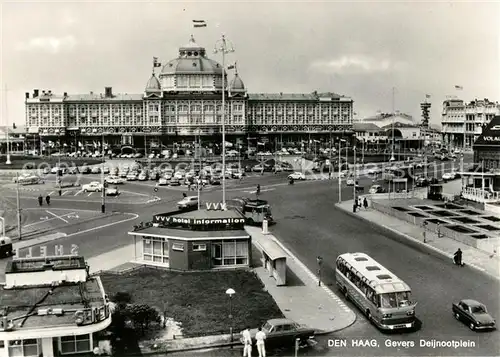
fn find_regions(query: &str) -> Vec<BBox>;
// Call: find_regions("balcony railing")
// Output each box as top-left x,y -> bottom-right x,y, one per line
462,188 -> 500,203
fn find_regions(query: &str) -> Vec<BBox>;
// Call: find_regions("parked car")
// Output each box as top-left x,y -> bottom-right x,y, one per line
138,172 -> 148,181
126,172 -> 138,181
169,178 -> 181,186
415,177 -> 430,187
103,166 -> 110,174
149,171 -> 159,181
80,166 -> 91,174
158,177 -> 168,186
452,299 -> 496,331
346,178 -> 357,186
91,167 -> 101,174
105,176 -> 125,185
68,167 -> 79,175
82,182 -> 103,192
177,196 -> 198,210
442,172 -> 454,182
244,319 -> 315,348
210,176 -> 221,185
288,172 -> 306,180
252,165 -> 264,172
369,185 -> 386,194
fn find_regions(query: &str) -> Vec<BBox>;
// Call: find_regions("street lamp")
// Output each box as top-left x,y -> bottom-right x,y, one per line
390,87 -> 396,162
214,35 -> 235,208
225,288 -> 236,345
353,146 -> 357,212
317,256 -> 323,286
101,131 -> 106,213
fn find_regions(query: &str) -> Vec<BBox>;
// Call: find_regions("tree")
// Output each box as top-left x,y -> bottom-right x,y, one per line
112,292 -> 132,309
125,304 -> 160,336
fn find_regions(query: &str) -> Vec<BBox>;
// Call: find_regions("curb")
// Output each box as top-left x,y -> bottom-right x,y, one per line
335,203 -> 500,281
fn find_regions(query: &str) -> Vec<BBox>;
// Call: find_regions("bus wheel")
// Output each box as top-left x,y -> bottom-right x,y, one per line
366,310 -> 372,321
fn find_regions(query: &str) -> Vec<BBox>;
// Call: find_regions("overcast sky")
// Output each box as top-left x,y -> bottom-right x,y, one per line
1,0 -> 499,128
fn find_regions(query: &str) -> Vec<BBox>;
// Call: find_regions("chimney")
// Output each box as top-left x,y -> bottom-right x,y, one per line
63,92 -> 67,97
48,90 -> 52,95
25,92 -> 30,99
90,91 -> 93,95
42,90 -> 46,95
105,87 -> 112,98
33,89 -> 39,98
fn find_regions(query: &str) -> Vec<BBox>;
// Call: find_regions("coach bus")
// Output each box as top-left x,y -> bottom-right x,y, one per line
336,252 -> 417,330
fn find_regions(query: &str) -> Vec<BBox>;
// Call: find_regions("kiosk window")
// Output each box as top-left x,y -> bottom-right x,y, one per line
172,243 -> 184,252
193,244 -> 206,251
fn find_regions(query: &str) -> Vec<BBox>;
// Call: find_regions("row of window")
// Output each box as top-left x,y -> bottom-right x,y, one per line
1,334 -> 91,356
336,259 -> 379,306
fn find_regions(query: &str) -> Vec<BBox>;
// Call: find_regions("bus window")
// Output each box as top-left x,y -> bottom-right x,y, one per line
380,293 -> 398,308
244,206 -> 254,213
396,291 -> 411,307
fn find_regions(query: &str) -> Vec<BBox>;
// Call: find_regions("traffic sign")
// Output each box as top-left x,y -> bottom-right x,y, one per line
154,187 -> 158,192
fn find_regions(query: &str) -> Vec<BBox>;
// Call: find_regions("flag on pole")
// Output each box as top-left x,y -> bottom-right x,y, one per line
425,94 -> 431,99
193,20 -> 207,28
227,63 -> 235,70
455,85 -> 463,90
153,57 -> 161,68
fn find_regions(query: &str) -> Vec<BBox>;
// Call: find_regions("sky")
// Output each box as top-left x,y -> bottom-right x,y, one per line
1,0 -> 499,129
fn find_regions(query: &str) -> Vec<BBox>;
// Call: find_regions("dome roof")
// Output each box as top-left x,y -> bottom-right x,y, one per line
160,35 -> 224,76
229,74 -> 245,92
145,74 -> 161,91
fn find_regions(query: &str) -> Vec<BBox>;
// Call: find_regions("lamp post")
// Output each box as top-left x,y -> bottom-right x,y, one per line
214,35 -> 235,208
317,256 -> 323,286
225,288 -> 236,346
390,87 -> 396,162
0,217 -> 5,237
338,139 -> 346,203
353,146 -> 357,212
101,131 -> 106,213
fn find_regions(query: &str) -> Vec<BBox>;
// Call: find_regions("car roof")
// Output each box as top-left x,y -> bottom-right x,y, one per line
267,318 -> 296,325
461,299 -> 482,306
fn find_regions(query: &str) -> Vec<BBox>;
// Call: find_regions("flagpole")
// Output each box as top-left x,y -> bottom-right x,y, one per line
4,85 -> 11,165
214,34 -> 235,208
390,87 -> 395,162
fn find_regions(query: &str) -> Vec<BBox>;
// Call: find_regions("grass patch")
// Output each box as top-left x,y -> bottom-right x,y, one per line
0,155 -> 101,169
100,268 -> 284,338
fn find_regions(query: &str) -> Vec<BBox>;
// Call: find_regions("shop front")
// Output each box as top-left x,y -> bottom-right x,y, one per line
128,209 -> 252,271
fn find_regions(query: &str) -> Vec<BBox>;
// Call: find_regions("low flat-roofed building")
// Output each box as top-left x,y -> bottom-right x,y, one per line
0,255 -> 111,357
129,208 -> 252,270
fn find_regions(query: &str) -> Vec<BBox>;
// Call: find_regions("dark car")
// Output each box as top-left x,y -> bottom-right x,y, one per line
210,176 -> 221,185
428,177 -> 439,185
244,319 -> 315,349
415,177 -> 429,187
452,299 -> 496,331
80,166 -> 91,174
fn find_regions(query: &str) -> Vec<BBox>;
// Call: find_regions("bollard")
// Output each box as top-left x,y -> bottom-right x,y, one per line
353,203 -> 357,213
262,219 -> 268,234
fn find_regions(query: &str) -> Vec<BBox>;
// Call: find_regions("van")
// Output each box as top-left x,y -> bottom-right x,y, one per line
0,236 -> 13,258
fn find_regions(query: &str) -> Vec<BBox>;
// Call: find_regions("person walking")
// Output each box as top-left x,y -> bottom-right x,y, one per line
454,248 -> 464,266
363,197 -> 368,210
45,195 -> 51,205
242,327 -> 252,357
38,194 -> 43,206
255,327 -> 266,357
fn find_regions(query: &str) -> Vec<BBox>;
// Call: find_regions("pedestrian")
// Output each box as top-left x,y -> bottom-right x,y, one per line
183,192 -> 187,198
188,182 -> 192,191
363,197 -> 368,209
454,248 -> 464,266
45,195 -> 51,205
255,327 -> 266,357
38,194 -> 43,206
242,327 -> 252,357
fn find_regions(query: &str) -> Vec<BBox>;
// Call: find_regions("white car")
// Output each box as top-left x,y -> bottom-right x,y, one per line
105,176 -> 124,184
82,182 -> 103,192
138,173 -> 148,181
103,166 -> 110,174
105,187 -> 120,196
126,172 -> 138,181
177,196 -> 198,209
288,172 -> 306,180
174,171 -> 185,179
346,178 -> 356,186
158,177 -> 168,186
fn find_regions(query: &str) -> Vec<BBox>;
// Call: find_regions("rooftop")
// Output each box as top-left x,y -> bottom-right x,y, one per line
177,208 -> 243,220
247,92 -> 349,101
0,277 -> 107,330
5,256 -> 86,274
353,123 -> 383,132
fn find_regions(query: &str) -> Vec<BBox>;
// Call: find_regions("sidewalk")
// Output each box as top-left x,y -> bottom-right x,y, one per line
245,226 -> 356,334
336,200 -> 500,280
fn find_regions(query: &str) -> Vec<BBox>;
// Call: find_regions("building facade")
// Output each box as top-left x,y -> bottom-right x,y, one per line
128,208 -> 252,270
24,36 -> 354,153
441,98 -> 500,150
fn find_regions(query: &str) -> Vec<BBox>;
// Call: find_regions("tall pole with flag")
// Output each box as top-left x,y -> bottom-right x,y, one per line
214,34 -> 235,207
4,84 -> 11,165
390,87 -> 395,162
454,85 -> 466,151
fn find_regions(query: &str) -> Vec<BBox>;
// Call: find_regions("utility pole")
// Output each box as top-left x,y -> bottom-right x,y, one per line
353,146 -> 357,210
390,87 -> 395,162
16,172 -> 21,239
101,132 -> 106,213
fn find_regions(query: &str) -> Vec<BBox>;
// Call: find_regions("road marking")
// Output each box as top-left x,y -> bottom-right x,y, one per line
49,191 -> 55,196
227,182 -> 288,192
62,190 -> 71,196
120,190 -> 151,197
74,190 -> 83,196
46,210 -> 70,224
87,193 -> 93,197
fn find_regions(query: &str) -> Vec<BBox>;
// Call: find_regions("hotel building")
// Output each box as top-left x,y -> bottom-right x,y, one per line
24,36 -> 354,153
441,98 -> 500,150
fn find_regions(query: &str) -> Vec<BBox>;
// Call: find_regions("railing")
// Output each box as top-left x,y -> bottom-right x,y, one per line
462,188 -> 500,203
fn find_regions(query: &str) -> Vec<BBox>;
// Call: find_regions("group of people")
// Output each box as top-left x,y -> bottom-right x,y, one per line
37,194 -> 50,206
242,327 -> 266,357
355,197 -> 369,210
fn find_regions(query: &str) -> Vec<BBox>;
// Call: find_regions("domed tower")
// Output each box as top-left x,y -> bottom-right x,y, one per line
144,73 -> 161,96
229,62 -> 247,98
159,35 -> 226,93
